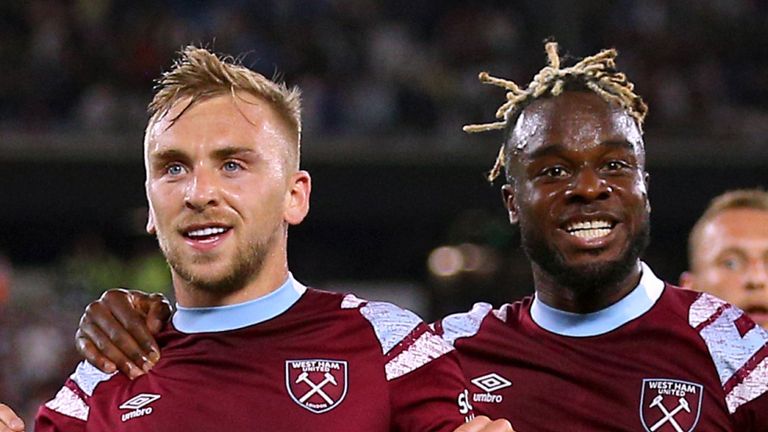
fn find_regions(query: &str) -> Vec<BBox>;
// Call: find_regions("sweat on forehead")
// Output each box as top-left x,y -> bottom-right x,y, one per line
510,92 -> 644,153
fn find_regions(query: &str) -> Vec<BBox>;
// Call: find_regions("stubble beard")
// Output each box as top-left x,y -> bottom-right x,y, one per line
158,228 -> 280,296
520,212 -> 651,295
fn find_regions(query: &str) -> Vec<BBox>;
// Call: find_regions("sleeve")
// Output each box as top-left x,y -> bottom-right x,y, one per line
35,379 -> 88,432
343,295 -> 472,432
35,361 -> 114,432
387,334 -> 473,432
689,293 -> 768,430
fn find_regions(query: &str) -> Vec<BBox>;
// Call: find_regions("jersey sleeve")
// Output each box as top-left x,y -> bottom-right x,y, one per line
35,361 -> 114,432
689,293 -> 768,429
342,295 -> 473,431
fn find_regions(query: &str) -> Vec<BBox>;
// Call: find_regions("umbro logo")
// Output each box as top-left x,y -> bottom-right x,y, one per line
119,393 -> 161,422
470,373 -> 512,404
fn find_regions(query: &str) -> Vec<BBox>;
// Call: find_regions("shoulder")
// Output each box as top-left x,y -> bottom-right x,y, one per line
437,299 -> 530,346
42,361 -> 117,421
337,292 -> 427,354
684,290 -> 768,414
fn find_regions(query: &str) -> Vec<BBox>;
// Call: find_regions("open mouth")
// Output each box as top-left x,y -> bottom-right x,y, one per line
183,225 -> 232,243
564,219 -> 616,240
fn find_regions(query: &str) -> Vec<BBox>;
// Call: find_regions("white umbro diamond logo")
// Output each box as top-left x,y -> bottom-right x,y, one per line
471,373 -> 512,393
119,393 -> 161,410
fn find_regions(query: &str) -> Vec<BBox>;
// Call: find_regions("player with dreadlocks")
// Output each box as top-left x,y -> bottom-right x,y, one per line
435,40 -> 768,430
33,42 -> 768,431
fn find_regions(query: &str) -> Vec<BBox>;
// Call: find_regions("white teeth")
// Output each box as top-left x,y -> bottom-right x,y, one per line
566,220 -> 613,239
570,228 -> 612,239
566,220 -> 612,231
187,227 -> 227,237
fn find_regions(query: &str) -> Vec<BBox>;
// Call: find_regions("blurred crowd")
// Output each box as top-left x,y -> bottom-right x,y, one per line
1,0 -> 767,139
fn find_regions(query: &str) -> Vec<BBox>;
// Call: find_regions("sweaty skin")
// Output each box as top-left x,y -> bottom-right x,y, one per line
144,93 -> 310,307
683,208 -> 768,327
503,92 -> 650,313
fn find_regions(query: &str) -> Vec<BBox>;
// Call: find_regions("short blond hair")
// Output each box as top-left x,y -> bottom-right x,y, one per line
146,45 -> 302,162
688,188 -> 768,266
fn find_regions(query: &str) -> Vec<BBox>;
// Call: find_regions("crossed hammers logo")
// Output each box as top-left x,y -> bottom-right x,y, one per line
296,371 -> 338,405
648,395 -> 691,432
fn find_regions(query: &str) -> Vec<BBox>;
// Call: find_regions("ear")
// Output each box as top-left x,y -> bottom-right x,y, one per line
679,271 -> 695,289
145,182 -> 157,235
284,170 -> 311,225
146,209 -> 157,235
643,171 -> 651,213
501,184 -> 519,225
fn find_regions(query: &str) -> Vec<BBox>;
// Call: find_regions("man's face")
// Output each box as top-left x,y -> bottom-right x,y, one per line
503,91 -> 650,290
686,208 -> 768,327
144,94 -> 308,294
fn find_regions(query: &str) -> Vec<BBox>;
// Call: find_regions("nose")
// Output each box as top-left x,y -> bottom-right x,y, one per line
184,168 -> 220,211
564,167 -> 612,203
745,260 -> 768,292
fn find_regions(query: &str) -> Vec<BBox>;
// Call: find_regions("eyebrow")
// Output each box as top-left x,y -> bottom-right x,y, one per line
150,148 -> 188,165
211,146 -> 256,160
149,146 -> 256,163
525,140 -> 635,160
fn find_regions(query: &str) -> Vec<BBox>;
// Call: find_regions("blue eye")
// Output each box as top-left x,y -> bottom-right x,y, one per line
223,161 -> 242,172
721,257 -> 743,271
167,164 -> 185,176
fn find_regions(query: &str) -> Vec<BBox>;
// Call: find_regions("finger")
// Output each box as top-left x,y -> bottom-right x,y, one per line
133,292 -> 172,359
79,313 -> 145,379
75,328 -> 117,374
480,419 -> 514,432
143,292 -> 172,332
87,295 -> 154,371
453,416 -> 491,432
0,403 -> 25,431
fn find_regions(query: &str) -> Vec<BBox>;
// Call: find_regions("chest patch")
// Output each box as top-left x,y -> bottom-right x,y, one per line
285,359 -> 348,414
639,379 -> 703,432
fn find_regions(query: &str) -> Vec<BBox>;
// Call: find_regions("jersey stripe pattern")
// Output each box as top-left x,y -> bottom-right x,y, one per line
689,292 -> 768,413
342,294 -> 454,380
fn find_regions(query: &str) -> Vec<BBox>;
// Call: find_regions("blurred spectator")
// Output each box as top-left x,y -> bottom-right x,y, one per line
681,189 -> 768,328
1,0 -> 765,137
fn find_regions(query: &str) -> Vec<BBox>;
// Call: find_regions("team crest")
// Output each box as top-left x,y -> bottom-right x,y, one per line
640,379 -> 703,432
285,359 -> 348,414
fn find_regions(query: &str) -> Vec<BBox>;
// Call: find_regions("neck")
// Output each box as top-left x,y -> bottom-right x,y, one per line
532,260 -> 643,313
173,247 -> 290,308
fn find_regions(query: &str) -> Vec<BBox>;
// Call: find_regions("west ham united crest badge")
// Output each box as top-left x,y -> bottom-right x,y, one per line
286,359 -> 348,414
640,379 -> 703,432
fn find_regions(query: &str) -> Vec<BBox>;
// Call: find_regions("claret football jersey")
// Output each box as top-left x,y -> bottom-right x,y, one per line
37,275 -> 472,431
436,262 -> 768,431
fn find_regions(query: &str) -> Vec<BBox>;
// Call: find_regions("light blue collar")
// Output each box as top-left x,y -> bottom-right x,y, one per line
172,274 -> 307,333
530,262 -> 664,337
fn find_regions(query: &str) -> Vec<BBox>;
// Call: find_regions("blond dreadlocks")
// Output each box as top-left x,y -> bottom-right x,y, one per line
463,41 -> 648,182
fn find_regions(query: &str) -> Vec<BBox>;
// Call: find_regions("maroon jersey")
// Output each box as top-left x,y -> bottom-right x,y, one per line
436,263 -> 768,431
37,276 -> 471,431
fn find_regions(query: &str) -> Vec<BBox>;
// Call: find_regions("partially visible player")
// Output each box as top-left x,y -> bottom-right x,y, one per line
34,46 -> 512,432
0,404 -> 24,432
681,189 -> 768,328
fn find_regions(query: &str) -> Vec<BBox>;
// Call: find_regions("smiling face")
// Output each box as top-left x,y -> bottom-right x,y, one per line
144,93 -> 310,299
503,91 -> 650,294
685,208 -> 768,327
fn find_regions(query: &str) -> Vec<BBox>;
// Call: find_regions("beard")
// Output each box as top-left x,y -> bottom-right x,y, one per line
520,213 -> 651,295
158,227 -> 280,296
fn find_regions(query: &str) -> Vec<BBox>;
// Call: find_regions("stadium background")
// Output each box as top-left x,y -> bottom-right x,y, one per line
1,0 -> 766,426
